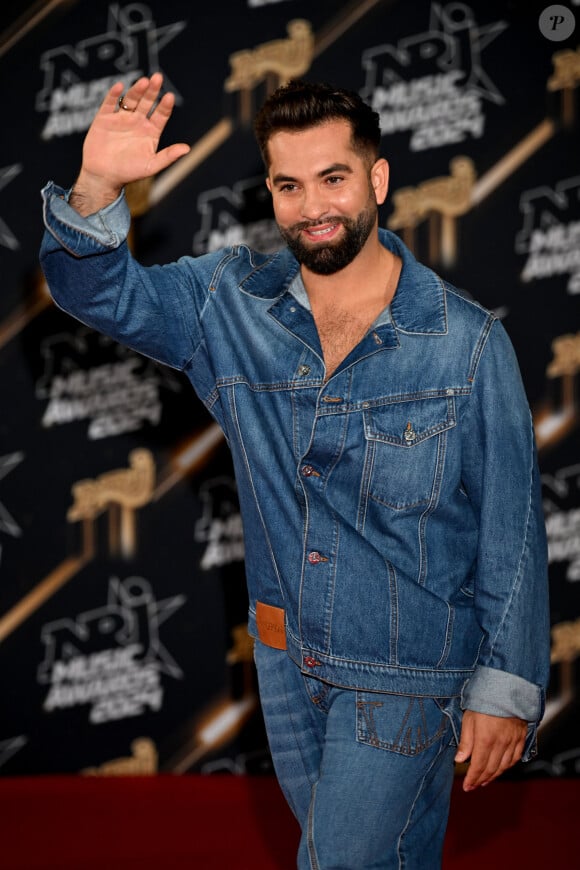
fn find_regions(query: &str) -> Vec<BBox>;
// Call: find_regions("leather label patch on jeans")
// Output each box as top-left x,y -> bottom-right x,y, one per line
256,601 -> 286,650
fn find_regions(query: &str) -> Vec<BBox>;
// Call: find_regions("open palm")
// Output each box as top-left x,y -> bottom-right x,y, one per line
79,73 -> 189,196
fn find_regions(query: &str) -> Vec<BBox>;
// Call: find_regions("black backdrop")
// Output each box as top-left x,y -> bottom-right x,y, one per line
0,0 -> 579,778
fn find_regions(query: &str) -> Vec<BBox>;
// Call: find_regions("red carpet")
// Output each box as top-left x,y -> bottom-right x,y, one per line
0,775 -> 577,868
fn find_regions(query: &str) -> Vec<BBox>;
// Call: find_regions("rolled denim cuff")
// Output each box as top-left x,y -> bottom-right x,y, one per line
461,665 -> 544,721
41,181 -> 130,252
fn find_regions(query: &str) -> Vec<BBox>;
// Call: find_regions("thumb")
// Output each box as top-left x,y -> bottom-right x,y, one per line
455,711 -> 475,763
150,142 -> 191,176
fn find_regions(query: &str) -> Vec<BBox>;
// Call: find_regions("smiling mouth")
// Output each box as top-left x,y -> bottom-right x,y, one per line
307,225 -> 336,236
300,221 -> 343,241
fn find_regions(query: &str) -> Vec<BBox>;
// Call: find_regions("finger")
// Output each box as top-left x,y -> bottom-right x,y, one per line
478,745 -> 517,788
100,82 -> 126,113
147,92 -> 177,132
455,716 -> 474,764
464,757 -> 498,791
463,754 -> 488,791
149,142 -> 191,175
481,746 -> 522,786
465,733 -> 524,791
133,73 -> 165,117
116,76 -> 154,114
463,733 -> 505,791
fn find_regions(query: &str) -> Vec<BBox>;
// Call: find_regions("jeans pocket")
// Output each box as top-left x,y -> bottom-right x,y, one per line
356,692 -> 452,756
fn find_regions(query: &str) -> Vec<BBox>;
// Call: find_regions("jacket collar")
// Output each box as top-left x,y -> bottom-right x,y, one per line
378,229 -> 448,335
239,228 -> 447,336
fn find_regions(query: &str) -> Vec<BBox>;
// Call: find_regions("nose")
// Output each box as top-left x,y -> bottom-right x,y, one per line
300,185 -> 328,221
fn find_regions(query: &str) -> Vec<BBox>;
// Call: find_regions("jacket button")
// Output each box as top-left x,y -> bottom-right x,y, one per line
403,422 -> 416,443
304,656 -> 319,668
308,551 -> 325,564
302,464 -> 315,477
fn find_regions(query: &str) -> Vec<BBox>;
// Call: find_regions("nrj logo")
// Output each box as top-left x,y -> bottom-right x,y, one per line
193,175 -> 281,255
36,3 -> 186,140
361,2 -> 507,151
516,176 -> 580,295
543,464 -> 580,583
36,327 -> 181,440
38,575 -> 185,724
194,477 -> 245,570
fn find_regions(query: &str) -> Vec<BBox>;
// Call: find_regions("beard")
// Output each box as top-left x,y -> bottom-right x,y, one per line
277,197 -> 378,276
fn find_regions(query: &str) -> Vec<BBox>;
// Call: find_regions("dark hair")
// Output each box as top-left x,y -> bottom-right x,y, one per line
253,79 -> 381,168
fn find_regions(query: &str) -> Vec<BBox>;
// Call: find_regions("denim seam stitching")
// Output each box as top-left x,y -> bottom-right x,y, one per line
397,735 -> 451,868
486,411 -> 535,661
307,780 -> 320,870
228,389 -> 285,599
467,314 -> 496,383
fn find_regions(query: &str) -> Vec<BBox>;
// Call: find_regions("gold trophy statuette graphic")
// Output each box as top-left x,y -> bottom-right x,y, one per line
547,618 -> 580,728
67,448 -> 155,559
548,47 -> 580,127
535,332 -> 580,451
225,20 -> 314,124
388,156 -> 476,268
82,737 -> 158,776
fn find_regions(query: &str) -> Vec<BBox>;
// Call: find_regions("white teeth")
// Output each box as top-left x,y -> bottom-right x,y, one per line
309,225 -> 335,236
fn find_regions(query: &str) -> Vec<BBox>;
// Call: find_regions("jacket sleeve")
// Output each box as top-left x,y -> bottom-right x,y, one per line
39,181 -> 206,372
460,315 -> 550,759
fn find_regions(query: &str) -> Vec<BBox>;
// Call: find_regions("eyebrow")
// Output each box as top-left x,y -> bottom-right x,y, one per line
271,163 -> 354,186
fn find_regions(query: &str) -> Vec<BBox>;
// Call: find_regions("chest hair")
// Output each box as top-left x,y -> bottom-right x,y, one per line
315,304 -> 381,379
309,254 -> 402,379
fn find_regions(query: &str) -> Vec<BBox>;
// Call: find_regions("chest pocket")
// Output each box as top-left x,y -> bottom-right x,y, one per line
363,395 -> 455,511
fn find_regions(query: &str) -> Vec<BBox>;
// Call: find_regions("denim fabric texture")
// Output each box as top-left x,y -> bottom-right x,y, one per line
40,183 -> 551,759
254,639 -> 457,869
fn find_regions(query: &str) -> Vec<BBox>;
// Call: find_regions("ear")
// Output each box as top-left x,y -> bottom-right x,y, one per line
265,176 -> 272,193
370,158 -> 389,206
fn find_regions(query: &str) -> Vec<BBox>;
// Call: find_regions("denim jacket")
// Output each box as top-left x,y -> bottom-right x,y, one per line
40,182 -> 550,755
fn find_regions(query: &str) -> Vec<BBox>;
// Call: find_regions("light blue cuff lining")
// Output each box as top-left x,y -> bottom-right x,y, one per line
41,181 -> 131,249
461,665 -> 543,722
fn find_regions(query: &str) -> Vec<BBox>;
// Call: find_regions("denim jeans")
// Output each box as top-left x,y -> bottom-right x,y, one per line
254,640 -> 459,869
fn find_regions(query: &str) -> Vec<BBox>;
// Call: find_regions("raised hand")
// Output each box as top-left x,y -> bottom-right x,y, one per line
70,73 -> 190,216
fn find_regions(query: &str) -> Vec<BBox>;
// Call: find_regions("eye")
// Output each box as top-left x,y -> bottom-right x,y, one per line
325,175 -> 344,185
278,182 -> 298,193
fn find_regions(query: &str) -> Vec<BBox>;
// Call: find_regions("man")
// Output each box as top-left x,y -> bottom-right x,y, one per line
40,74 -> 550,869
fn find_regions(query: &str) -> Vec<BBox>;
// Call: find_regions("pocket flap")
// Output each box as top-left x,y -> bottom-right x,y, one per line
364,396 -> 455,447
